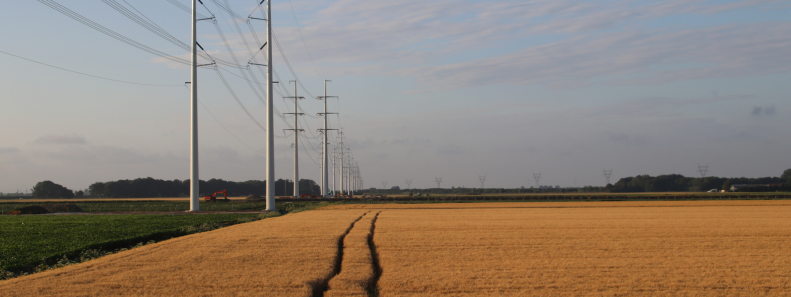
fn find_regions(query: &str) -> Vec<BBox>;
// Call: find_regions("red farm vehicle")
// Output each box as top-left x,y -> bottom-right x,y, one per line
204,190 -> 229,202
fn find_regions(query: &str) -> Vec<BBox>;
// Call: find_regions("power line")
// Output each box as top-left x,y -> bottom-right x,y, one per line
165,0 -> 208,19
0,49 -> 181,87
38,0 -> 190,65
212,69 -> 268,132
271,30 -> 316,99
285,0 -> 323,79
197,99 -> 264,155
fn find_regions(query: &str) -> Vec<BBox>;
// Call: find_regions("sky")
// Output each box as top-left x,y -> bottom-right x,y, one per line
0,0 -> 790,193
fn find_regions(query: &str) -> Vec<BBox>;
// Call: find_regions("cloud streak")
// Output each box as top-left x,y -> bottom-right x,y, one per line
269,0 -> 790,90
33,134 -> 87,145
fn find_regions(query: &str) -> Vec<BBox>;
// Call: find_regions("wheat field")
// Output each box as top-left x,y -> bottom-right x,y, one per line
1,201 -> 790,296
369,202 -> 791,296
0,209 -> 368,296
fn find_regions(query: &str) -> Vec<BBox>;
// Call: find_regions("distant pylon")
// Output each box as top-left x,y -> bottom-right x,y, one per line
382,181 -> 388,189
479,175 -> 486,189
316,80 -> 338,198
533,173 -> 541,188
435,177 -> 443,189
405,179 -> 412,189
603,169 -> 613,185
283,80 -> 305,198
697,164 -> 709,178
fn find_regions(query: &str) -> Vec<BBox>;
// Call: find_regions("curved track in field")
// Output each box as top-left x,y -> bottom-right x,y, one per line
0,209 -> 369,297
3,201 -> 791,296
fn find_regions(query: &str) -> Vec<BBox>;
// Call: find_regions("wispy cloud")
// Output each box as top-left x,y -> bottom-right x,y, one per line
32,134 -> 87,145
0,147 -> 20,154
269,0 -> 790,90
752,105 -> 777,116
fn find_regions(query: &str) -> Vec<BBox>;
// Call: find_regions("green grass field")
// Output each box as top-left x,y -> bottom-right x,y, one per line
0,200 -> 321,214
0,213 -> 258,272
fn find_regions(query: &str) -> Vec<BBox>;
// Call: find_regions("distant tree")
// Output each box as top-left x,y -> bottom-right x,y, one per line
88,182 -> 106,198
390,186 -> 401,191
722,180 -> 732,192
782,169 -> 791,180
75,190 -> 84,198
32,181 -> 74,198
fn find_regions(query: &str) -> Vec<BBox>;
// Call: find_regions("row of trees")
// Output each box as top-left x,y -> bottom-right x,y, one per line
608,170 -> 790,193
86,177 -> 321,198
28,169 -> 791,198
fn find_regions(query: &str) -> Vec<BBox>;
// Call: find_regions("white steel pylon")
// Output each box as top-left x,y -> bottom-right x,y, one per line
317,80 -> 338,198
284,81 -> 305,198
189,0 -> 199,211
264,0 -> 275,210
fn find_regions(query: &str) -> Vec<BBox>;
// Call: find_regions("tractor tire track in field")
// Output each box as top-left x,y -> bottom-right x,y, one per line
366,211 -> 383,297
313,211 -> 369,297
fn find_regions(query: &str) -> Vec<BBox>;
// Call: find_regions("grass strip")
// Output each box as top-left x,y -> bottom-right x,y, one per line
0,213 -> 278,278
0,202 -> 330,280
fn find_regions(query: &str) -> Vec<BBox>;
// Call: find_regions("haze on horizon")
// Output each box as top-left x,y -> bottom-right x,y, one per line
1,0 -> 789,193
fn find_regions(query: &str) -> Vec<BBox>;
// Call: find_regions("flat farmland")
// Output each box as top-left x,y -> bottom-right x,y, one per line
365,201 -> 791,296
1,200 -> 790,296
0,209 -> 369,296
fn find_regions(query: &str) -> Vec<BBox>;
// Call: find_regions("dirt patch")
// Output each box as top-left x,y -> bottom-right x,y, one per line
245,194 -> 263,201
8,206 -> 49,215
41,204 -> 84,213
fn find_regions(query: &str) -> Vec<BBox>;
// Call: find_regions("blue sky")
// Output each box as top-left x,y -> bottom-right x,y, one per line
0,0 -> 789,192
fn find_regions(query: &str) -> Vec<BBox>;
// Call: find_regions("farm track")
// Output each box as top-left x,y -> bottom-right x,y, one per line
325,211 -> 382,297
0,209 -> 369,296
2,200 -> 790,296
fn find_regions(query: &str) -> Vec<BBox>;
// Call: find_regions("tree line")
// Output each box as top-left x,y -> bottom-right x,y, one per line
28,169 -> 791,198
608,169 -> 791,192
30,178 -> 321,198
87,177 -> 321,198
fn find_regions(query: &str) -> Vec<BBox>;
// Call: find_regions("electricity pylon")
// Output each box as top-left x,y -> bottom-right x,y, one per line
189,0 -> 199,211
435,177 -> 443,189
346,146 -> 354,195
479,175 -> 486,189
264,0 -> 275,210
533,173 -> 541,188
283,80 -> 305,197
603,169 -> 613,185
332,145 -> 337,195
697,164 -> 709,178
338,131 -> 345,195
382,181 -> 388,189
316,80 -> 338,198
405,179 -> 412,189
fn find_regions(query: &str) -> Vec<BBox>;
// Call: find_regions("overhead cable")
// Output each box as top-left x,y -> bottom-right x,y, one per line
0,49 -> 181,87
38,0 -> 190,65
285,0 -> 323,79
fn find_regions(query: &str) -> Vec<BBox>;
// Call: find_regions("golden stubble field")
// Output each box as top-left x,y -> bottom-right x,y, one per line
332,201 -> 791,296
1,200 -> 790,296
0,209 -> 369,296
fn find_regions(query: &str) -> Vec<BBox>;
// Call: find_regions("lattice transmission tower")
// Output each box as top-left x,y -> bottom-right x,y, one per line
698,164 -> 709,178
603,169 -> 613,185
